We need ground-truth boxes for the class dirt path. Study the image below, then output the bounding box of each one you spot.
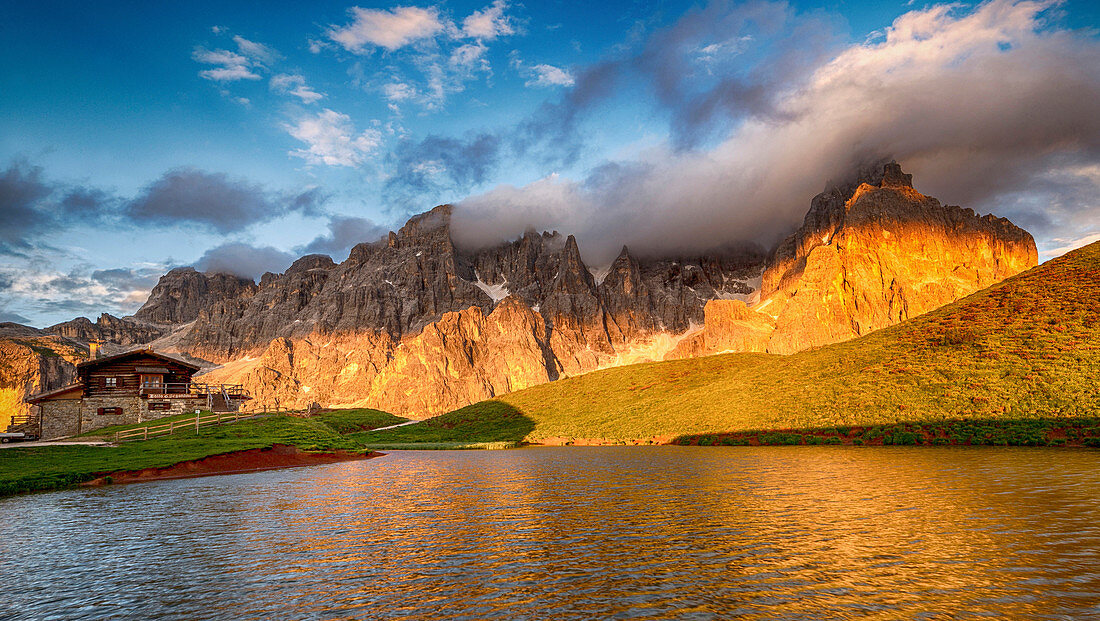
[0,440,113,449]
[370,420,421,432]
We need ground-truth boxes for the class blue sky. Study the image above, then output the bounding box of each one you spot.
[2,0,1100,326]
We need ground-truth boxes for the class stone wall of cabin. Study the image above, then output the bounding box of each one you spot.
[39,400,81,440]
[76,395,205,435]
[79,396,144,432]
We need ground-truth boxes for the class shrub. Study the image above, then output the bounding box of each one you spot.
[720,436,749,446]
[884,431,923,446]
[759,432,803,446]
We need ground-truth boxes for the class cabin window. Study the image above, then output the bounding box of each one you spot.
[148,402,171,411]
[140,374,164,389]
[97,407,123,415]
[103,377,117,388]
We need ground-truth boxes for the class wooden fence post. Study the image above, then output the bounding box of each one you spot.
[144,427,148,440]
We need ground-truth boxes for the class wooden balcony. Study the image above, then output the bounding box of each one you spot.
[138,382,250,399]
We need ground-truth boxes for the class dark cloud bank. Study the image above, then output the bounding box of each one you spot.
[441,0,1100,264]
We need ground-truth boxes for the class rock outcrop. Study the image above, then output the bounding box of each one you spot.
[197,221,764,416]
[135,267,257,325]
[0,332,85,430]
[670,162,1038,358]
[47,313,166,348]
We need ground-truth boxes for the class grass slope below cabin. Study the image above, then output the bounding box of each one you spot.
[359,241,1100,446]
[0,409,404,497]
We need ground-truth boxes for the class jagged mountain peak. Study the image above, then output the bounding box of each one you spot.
[880,161,913,188]
[286,254,336,274]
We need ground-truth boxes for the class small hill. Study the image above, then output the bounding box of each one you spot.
[363,241,1100,443]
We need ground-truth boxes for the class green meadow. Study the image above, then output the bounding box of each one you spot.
[362,241,1100,445]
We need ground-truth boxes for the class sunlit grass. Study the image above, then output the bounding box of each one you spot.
[367,242,1100,444]
[0,409,401,497]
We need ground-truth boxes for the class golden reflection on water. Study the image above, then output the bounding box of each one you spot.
[3,447,1100,619]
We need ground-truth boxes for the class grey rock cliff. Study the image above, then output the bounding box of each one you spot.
[47,313,166,347]
[134,267,257,325]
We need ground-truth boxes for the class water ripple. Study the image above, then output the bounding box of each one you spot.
[2,446,1100,620]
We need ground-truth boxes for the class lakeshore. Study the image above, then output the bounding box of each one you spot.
[3,408,1099,498]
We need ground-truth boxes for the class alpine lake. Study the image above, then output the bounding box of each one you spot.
[2,446,1098,619]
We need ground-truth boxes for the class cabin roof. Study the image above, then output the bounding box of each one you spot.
[25,383,85,404]
[76,349,201,372]
[134,366,171,374]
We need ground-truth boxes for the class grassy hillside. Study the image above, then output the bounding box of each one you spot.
[361,241,1100,444]
[0,409,407,497]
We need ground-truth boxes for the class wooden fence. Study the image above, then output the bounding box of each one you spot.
[113,411,283,443]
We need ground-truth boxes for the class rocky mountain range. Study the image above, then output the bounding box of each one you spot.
[1,162,1038,423]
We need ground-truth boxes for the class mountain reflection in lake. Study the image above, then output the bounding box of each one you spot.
[2,446,1100,619]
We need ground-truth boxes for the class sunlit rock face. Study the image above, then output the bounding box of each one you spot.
[673,162,1038,358]
[205,297,562,418]
[0,326,85,430]
[189,208,764,417]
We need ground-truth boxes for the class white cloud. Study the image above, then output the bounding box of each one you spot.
[284,109,382,167]
[270,73,324,103]
[193,47,261,82]
[193,34,280,83]
[525,63,574,87]
[232,35,281,67]
[328,6,446,52]
[326,2,521,111]
[199,66,261,82]
[462,0,514,40]
[382,82,417,102]
[450,42,489,69]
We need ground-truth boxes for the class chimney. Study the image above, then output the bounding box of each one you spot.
[89,340,101,360]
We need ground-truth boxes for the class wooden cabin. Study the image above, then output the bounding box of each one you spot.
[24,349,250,440]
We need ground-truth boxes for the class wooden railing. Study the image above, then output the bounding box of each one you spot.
[113,411,281,443]
[138,382,250,399]
[4,414,38,437]
[8,414,35,427]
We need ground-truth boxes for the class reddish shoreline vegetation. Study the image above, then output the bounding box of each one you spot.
[81,444,381,486]
[673,418,1100,448]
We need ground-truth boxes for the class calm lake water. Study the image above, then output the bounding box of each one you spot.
[2,447,1099,619]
